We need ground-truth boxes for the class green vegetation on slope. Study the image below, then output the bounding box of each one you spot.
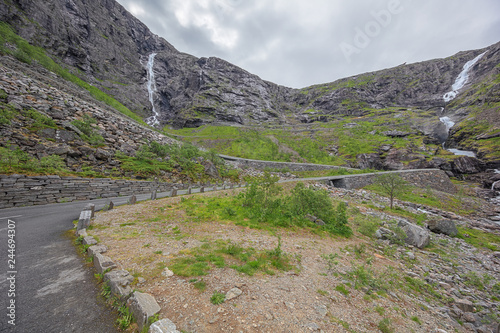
[181,173,352,237]
[0,22,146,126]
[165,108,442,166]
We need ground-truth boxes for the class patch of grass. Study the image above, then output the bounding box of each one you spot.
[378,318,394,333]
[317,289,329,296]
[192,279,207,292]
[169,238,294,278]
[411,315,422,325]
[116,304,134,330]
[210,291,226,305]
[0,101,18,125]
[335,284,350,296]
[456,227,500,251]
[71,114,105,146]
[374,305,385,316]
[0,146,68,174]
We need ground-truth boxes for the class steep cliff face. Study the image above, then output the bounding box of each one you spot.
[0,0,498,156]
[0,0,174,118]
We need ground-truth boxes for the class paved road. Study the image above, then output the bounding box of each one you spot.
[0,186,227,333]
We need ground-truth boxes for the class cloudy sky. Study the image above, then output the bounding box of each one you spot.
[115,0,500,88]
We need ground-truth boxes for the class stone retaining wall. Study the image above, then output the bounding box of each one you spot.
[325,169,456,193]
[220,154,354,172]
[0,174,188,209]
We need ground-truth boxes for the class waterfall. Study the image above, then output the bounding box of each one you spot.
[439,116,476,157]
[493,170,500,191]
[146,53,159,126]
[443,51,487,102]
[439,116,455,133]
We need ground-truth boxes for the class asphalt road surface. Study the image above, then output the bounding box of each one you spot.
[0,187,212,333]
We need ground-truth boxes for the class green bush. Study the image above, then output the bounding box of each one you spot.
[182,175,352,237]
[0,102,17,125]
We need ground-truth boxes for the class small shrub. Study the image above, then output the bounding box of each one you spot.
[210,291,225,305]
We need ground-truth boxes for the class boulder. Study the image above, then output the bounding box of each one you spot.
[397,220,430,249]
[95,148,113,160]
[427,219,458,236]
[127,292,161,332]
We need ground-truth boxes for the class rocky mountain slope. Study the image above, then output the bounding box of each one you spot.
[0,0,499,170]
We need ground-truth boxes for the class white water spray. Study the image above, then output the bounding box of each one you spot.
[443,51,487,102]
[493,170,500,191]
[439,116,476,157]
[146,53,159,126]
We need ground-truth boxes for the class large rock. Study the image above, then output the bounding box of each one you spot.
[127,292,161,332]
[452,156,483,174]
[427,219,458,236]
[397,219,430,249]
[357,153,383,170]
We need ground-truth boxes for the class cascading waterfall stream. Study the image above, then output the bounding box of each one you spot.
[146,53,159,126]
[443,51,487,102]
[439,52,487,157]
[438,116,476,157]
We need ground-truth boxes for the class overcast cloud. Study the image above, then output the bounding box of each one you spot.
[115,0,500,88]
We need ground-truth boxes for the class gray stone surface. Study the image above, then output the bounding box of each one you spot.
[149,318,180,333]
[455,299,474,313]
[397,219,430,249]
[427,219,458,236]
[127,292,161,332]
[225,287,242,301]
[104,270,134,300]
[77,209,92,231]
[82,236,97,246]
[128,195,137,205]
[94,253,117,274]
[88,244,108,257]
[76,228,88,238]
[375,227,396,240]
